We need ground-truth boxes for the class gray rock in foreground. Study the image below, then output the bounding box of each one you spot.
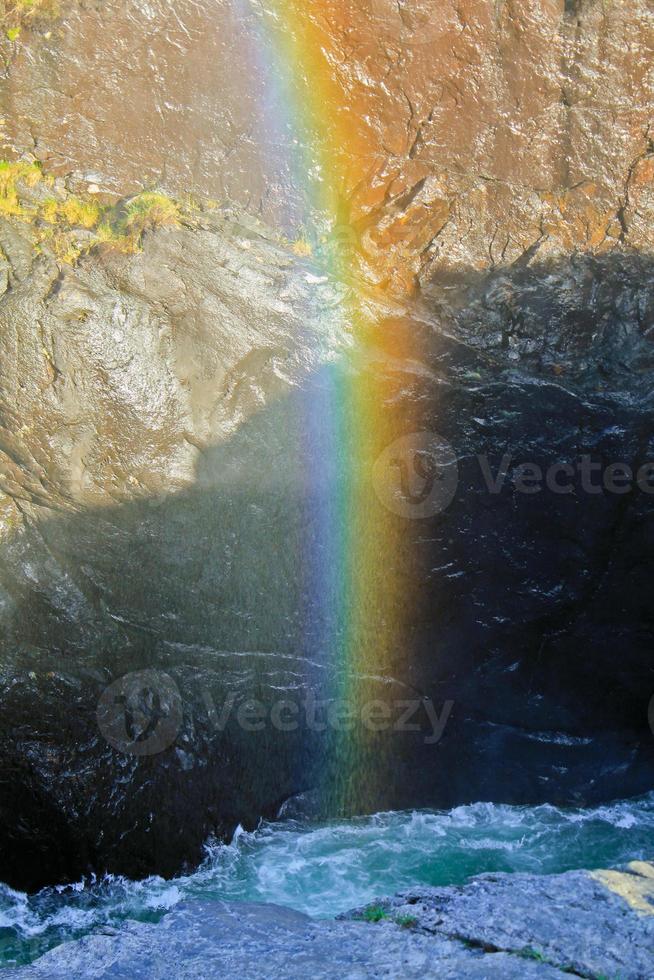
[345,862,654,980]
[11,864,654,979]
[4,903,571,980]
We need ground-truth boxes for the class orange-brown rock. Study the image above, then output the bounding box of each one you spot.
[1,0,652,291]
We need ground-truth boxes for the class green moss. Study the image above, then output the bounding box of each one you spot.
[123,192,180,235]
[518,947,547,963]
[356,905,418,928]
[359,905,389,923]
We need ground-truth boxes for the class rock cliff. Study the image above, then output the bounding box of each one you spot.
[1,0,653,286]
[0,0,652,890]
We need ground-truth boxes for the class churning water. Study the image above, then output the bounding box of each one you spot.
[1,793,653,966]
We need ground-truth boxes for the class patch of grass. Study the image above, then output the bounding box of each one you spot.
[356,905,418,928]
[41,196,103,230]
[359,905,390,923]
[1,0,60,36]
[394,914,418,929]
[0,162,104,265]
[0,160,44,189]
[0,160,44,217]
[123,192,180,237]
[39,227,82,265]
[94,220,140,254]
[88,192,181,255]
[59,196,102,229]
[3,0,59,22]
[0,160,212,266]
[40,197,59,223]
[518,947,547,962]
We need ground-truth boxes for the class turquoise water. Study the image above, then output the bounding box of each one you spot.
[1,793,653,967]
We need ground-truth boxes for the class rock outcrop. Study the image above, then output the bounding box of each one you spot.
[0,0,653,891]
[10,863,654,977]
[0,185,653,888]
[1,1,653,286]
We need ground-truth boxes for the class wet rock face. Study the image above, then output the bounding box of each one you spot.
[0,202,653,889]
[0,0,653,892]
[1,1,653,282]
[0,209,343,889]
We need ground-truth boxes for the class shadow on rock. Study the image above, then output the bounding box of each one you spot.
[1,253,654,890]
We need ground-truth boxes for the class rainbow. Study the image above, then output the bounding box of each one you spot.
[234,0,419,814]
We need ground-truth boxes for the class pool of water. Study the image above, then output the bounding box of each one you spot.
[1,792,653,967]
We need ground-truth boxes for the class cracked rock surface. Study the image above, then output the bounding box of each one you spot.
[1,0,653,288]
[10,864,654,978]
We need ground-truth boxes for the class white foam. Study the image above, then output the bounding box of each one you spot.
[2,792,652,966]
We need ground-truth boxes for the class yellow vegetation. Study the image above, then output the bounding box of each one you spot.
[41,196,103,230]
[0,161,45,216]
[59,197,102,229]
[0,158,193,263]
[2,0,59,24]
[2,0,59,38]
[91,192,182,255]
[122,192,181,237]
[95,221,140,254]
[43,229,82,265]
[292,237,312,257]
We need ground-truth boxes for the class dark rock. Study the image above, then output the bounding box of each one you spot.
[0,207,653,888]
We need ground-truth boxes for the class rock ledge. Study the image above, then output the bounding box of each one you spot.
[11,863,654,978]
